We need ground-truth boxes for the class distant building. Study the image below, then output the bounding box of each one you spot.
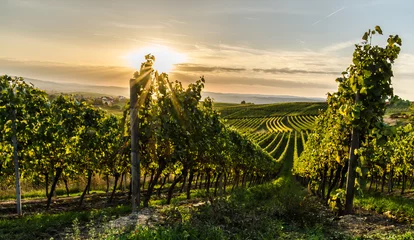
[101,96,114,106]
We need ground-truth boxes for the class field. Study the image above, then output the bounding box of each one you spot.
[0,83,414,239]
[216,102,325,169]
[216,102,327,118]
[0,96,414,239]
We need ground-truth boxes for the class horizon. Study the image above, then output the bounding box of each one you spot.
[22,77,327,104]
[1,0,414,100]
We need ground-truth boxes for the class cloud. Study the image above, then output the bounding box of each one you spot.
[218,77,334,89]
[312,6,346,26]
[190,42,345,68]
[0,58,133,87]
[170,72,335,90]
[305,62,328,67]
[174,64,246,73]
[161,19,187,27]
[297,39,306,44]
[211,6,317,16]
[2,45,411,99]
[167,19,187,25]
[252,67,339,75]
[321,39,359,52]
[0,58,335,92]
[245,17,260,20]
[109,22,165,30]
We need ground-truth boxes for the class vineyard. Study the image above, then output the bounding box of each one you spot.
[217,102,322,174]
[1,26,414,240]
[215,101,327,118]
[0,59,286,239]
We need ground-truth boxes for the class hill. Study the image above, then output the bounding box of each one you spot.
[24,78,129,97]
[204,92,325,104]
[215,102,327,118]
[22,77,325,104]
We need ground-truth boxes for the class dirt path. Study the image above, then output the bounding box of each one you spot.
[336,207,413,238]
[60,207,159,239]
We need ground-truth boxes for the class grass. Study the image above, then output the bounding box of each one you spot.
[212,102,241,110]
[6,165,414,239]
[358,231,414,240]
[0,184,220,239]
[0,187,107,201]
[355,191,414,222]
[148,189,208,206]
[385,105,412,116]
[117,175,347,240]
[0,204,131,240]
[7,180,414,239]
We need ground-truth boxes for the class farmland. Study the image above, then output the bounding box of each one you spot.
[1,26,414,239]
[217,102,325,173]
[1,92,414,239]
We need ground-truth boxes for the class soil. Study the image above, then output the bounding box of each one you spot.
[335,207,413,238]
[383,116,398,125]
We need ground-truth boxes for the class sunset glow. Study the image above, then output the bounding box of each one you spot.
[1,1,413,99]
[123,45,187,73]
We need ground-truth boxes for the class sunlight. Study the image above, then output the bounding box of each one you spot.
[123,45,187,73]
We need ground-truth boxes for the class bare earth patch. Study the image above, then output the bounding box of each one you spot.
[336,207,413,238]
[106,207,158,229]
[383,116,398,125]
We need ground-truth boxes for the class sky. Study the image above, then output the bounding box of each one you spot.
[1,0,414,99]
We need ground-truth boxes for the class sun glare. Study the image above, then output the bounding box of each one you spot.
[123,45,187,73]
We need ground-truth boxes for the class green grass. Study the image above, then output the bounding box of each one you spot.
[355,191,414,222]
[212,102,241,110]
[148,189,208,206]
[0,186,213,240]
[0,188,106,201]
[0,205,131,240]
[118,175,347,240]
[358,231,414,240]
[385,105,412,115]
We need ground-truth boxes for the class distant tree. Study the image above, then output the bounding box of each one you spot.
[389,95,411,108]
[241,100,246,104]
[93,98,102,105]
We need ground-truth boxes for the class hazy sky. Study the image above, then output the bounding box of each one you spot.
[1,0,414,99]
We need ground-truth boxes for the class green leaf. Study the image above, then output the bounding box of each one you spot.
[362,32,369,41]
[356,167,363,177]
[394,35,402,46]
[375,26,383,35]
[363,70,372,78]
[360,87,367,95]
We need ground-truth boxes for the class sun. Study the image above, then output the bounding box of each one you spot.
[123,45,187,73]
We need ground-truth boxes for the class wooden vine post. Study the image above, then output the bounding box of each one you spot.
[130,55,155,212]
